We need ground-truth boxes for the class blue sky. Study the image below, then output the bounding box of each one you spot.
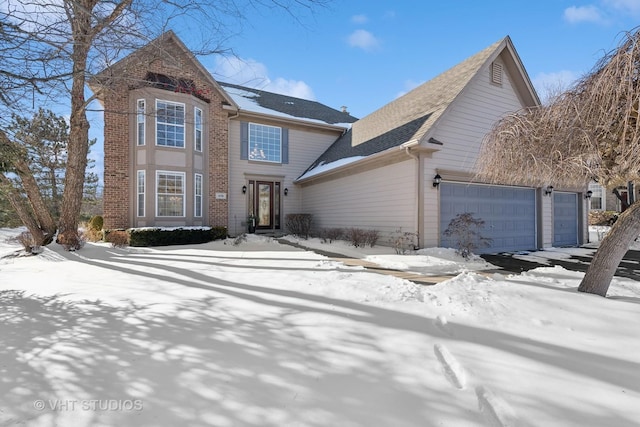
[88,0,640,185]
[193,0,640,117]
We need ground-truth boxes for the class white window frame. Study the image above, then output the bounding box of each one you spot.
[194,173,203,217]
[249,123,282,163]
[156,170,186,217]
[588,182,605,211]
[137,99,145,146]
[137,170,145,217]
[194,107,203,152]
[155,100,185,148]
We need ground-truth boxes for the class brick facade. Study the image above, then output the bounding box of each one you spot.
[98,33,230,230]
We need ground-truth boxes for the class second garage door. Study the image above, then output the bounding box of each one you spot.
[440,182,537,254]
[553,192,578,247]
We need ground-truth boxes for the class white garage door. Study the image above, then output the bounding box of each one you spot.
[553,192,578,247]
[440,182,537,254]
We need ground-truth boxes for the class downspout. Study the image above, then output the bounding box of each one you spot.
[402,140,422,247]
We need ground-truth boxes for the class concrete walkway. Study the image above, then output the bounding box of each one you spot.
[276,239,456,285]
[330,257,456,285]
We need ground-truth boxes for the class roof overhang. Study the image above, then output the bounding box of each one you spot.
[295,141,439,186]
[229,108,352,133]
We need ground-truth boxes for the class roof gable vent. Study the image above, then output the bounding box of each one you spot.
[491,62,503,85]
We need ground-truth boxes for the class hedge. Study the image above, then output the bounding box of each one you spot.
[128,227,227,247]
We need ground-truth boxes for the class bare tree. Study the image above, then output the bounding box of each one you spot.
[0,0,329,249]
[477,27,640,297]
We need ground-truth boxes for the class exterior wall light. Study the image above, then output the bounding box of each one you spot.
[545,185,554,196]
[242,185,247,194]
[433,174,442,188]
[585,190,593,199]
[284,188,289,196]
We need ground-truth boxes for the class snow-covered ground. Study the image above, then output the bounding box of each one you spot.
[1,228,639,427]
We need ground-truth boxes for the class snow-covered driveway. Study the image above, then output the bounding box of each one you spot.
[1,232,639,426]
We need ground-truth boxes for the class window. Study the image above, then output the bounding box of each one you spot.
[194,173,203,217]
[194,107,203,152]
[588,182,605,210]
[137,170,145,217]
[249,123,282,163]
[156,100,185,147]
[137,99,145,146]
[156,171,185,216]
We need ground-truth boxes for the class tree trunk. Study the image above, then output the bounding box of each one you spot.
[57,12,91,249]
[14,158,57,238]
[0,175,48,247]
[578,200,640,296]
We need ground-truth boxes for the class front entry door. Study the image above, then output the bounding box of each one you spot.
[248,180,281,231]
[256,182,273,229]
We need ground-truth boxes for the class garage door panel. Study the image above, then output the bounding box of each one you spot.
[553,192,578,247]
[440,183,537,254]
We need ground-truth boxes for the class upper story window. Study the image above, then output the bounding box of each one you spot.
[137,99,145,146]
[249,123,282,163]
[194,107,203,152]
[156,100,185,148]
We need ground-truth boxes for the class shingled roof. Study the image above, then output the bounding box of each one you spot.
[219,82,359,127]
[299,36,536,181]
[299,113,433,179]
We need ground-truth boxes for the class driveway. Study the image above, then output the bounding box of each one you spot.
[481,248,640,281]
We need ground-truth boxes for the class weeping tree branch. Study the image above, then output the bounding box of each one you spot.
[477,26,640,296]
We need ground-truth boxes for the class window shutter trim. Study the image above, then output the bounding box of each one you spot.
[240,121,248,160]
[282,128,289,164]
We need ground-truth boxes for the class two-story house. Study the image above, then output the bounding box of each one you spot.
[92,31,588,254]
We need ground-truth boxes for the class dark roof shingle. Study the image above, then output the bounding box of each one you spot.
[219,82,359,125]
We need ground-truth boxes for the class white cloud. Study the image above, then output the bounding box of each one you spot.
[347,29,380,51]
[604,0,640,15]
[351,14,368,24]
[532,70,580,104]
[212,56,315,100]
[563,5,604,23]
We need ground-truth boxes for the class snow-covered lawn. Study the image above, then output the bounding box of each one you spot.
[1,229,639,427]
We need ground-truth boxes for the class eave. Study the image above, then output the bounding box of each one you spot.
[295,140,440,186]
[227,107,352,133]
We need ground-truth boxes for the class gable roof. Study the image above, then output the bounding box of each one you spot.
[219,82,358,127]
[298,36,540,181]
[89,31,237,108]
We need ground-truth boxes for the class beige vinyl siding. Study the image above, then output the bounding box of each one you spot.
[429,57,524,172]
[541,192,553,248]
[301,160,417,243]
[228,119,342,236]
[424,56,534,246]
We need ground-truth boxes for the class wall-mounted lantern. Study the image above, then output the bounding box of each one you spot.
[545,185,554,196]
[284,188,289,196]
[433,174,442,188]
[242,185,247,194]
